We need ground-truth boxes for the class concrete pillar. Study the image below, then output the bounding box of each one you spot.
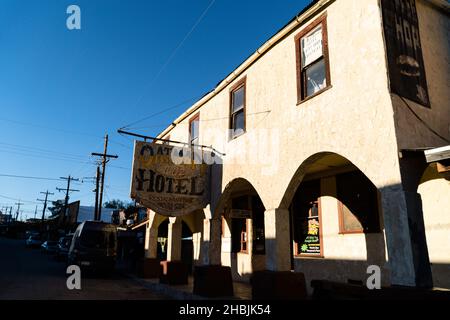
[201,218,222,265]
[144,224,158,259]
[209,218,222,265]
[192,232,202,263]
[380,152,433,288]
[167,219,182,261]
[264,208,291,271]
[144,211,158,259]
[381,187,433,287]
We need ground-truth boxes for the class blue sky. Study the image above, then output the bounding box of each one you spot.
[0,0,310,220]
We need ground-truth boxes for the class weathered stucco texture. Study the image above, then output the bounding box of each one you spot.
[148,0,449,288]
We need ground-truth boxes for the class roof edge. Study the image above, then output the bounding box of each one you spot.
[156,0,334,139]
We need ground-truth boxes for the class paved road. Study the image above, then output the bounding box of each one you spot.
[0,237,168,300]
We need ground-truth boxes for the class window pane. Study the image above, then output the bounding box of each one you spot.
[341,203,363,231]
[292,179,321,256]
[336,171,380,233]
[233,110,245,136]
[301,25,323,67]
[305,58,326,97]
[232,86,244,112]
[190,119,199,140]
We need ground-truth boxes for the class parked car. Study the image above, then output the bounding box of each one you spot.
[68,221,117,273]
[26,234,42,248]
[55,235,73,261]
[41,240,58,254]
[25,230,39,238]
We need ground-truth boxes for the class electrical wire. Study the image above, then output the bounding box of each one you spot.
[0,148,94,165]
[0,116,103,139]
[0,194,39,204]
[0,174,61,181]
[126,0,216,115]
[400,96,450,144]
[120,94,205,130]
[0,141,88,160]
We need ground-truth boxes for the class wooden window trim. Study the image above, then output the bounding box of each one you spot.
[239,218,249,254]
[221,215,226,237]
[337,201,365,235]
[294,198,324,258]
[336,172,382,235]
[229,76,247,140]
[189,113,200,146]
[295,13,331,105]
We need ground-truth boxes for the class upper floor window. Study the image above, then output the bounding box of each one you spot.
[189,114,199,147]
[189,114,200,162]
[229,77,246,139]
[295,13,331,103]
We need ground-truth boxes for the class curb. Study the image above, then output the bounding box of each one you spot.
[122,271,243,300]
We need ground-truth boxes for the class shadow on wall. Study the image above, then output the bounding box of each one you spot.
[431,264,450,289]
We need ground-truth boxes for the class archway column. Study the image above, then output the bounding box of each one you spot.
[144,210,158,259]
[201,218,222,265]
[167,217,182,261]
[264,208,291,271]
[381,153,433,288]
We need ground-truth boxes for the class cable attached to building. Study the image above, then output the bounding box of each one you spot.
[399,96,450,144]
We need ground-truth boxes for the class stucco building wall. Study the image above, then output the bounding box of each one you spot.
[418,165,450,288]
[392,0,450,149]
[144,0,450,289]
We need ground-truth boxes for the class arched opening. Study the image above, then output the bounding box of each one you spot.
[215,178,266,282]
[418,163,450,289]
[157,219,169,260]
[156,216,195,273]
[280,152,387,290]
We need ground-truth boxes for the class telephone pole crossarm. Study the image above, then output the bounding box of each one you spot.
[91,134,118,221]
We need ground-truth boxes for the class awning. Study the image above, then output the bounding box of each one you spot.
[401,146,450,174]
[424,145,450,163]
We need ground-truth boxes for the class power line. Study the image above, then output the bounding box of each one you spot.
[123,0,216,122]
[127,110,272,130]
[0,141,88,160]
[0,148,94,165]
[0,116,102,140]
[120,94,205,130]
[147,0,216,88]
[0,194,39,204]
[399,96,450,144]
[0,173,61,181]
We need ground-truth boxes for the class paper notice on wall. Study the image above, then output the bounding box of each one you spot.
[301,26,323,67]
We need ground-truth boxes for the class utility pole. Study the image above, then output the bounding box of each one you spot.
[37,190,54,229]
[92,134,118,221]
[82,170,99,221]
[14,200,24,222]
[57,175,80,223]
[94,165,100,220]
[34,205,37,220]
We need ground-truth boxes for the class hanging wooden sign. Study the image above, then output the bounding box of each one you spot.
[130,141,210,217]
[381,0,430,107]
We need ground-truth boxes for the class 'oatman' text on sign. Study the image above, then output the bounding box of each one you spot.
[130,141,210,216]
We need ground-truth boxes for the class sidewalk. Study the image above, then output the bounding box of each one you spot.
[117,261,252,300]
[124,273,252,300]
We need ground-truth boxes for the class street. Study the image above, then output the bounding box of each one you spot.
[0,237,168,300]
